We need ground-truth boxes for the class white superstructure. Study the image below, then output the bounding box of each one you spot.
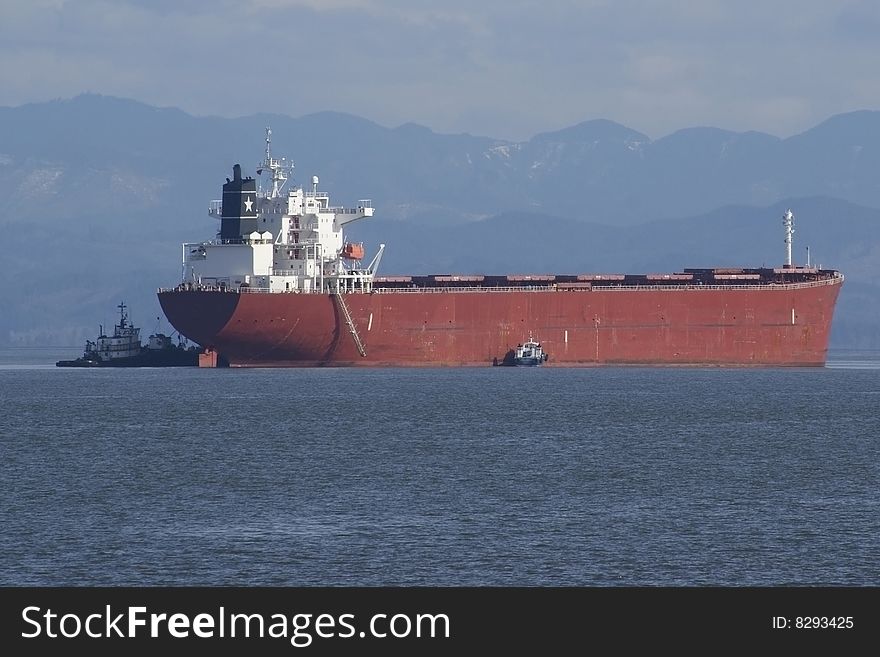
[182,127,383,294]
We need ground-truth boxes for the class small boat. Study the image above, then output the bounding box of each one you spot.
[56,302,200,367]
[514,337,548,366]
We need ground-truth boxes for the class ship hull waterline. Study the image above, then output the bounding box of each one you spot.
[158,279,842,367]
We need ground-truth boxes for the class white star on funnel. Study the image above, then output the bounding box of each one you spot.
[244,196,254,212]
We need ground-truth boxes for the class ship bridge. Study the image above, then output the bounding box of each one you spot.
[183,128,380,295]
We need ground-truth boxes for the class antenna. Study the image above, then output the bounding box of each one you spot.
[265,126,272,164]
[258,125,292,198]
[782,209,794,267]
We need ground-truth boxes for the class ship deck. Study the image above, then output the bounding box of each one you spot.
[372,267,841,290]
[160,268,843,296]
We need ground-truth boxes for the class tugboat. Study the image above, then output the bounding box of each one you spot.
[56,302,199,367]
[513,337,548,367]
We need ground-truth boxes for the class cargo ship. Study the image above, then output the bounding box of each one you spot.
[158,128,843,367]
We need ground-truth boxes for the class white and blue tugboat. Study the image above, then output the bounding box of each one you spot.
[513,337,548,366]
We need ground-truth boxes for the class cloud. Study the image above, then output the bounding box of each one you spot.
[0,0,878,141]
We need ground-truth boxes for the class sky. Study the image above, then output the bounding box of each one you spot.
[2,0,880,141]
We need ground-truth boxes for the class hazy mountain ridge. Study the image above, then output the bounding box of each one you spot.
[1,95,878,348]
[2,94,880,225]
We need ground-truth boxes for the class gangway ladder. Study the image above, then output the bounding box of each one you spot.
[334,292,367,357]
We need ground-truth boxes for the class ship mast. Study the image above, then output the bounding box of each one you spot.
[782,209,794,267]
[258,126,291,199]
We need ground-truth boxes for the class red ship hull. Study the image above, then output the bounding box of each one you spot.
[158,277,842,367]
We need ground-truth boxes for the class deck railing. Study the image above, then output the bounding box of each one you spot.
[159,274,843,295]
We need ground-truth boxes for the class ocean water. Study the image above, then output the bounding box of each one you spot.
[1,348,878,586]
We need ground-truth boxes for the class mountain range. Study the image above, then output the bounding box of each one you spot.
[0,94,877,349]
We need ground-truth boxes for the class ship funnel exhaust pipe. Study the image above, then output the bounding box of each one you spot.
[783,209,794,267]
